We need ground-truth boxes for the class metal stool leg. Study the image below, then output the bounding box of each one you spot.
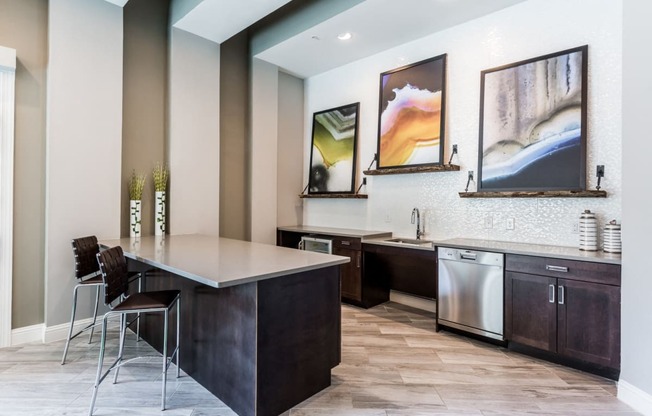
[161,309,169,411]
[88,285,100,344]
[136,274,142,341]
[89,314,109,416]
[176,298,180,378]
[61,284,81,365]
[113,314,127,384]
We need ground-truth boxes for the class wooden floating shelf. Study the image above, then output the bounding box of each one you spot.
[364,164,460,176]
[299,193,368,199]
[459,190,608,198]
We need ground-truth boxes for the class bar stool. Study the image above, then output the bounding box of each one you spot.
[61,236,142,365]
[89,246,180,416]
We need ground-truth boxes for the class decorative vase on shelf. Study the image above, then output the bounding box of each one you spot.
[130,199,142,237]
[155,191,166,236]
[153,162,169,236]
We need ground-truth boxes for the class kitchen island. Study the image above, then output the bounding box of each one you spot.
[99,234,349,416]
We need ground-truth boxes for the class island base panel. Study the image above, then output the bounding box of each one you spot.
[138,265,341,416]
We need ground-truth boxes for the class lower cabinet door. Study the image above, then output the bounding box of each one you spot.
[557,278,620,369]
[333,246,361,302]
[505,271,557,352]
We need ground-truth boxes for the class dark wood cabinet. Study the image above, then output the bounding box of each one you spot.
[505,254,621,377]
[557,278,620,369]
[332,245,361,302]
[277,229,387,308]
[363,243,436,300]
[505,272,556,352]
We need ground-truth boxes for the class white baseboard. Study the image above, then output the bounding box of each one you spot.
[618,379,652,416]
[11,324,44,346]
[389,290,437,313]
[43,317,95,343]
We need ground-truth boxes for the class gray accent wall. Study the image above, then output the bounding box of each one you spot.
[122,0,170,237]
[276,72,304,227]
[46,0,124,327]
[167,28,220,236]
[219,32,250,241]
[621,0,652,401]
[0,0,48,329]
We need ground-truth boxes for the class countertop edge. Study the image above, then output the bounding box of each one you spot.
[434,240,621,265]
[281,228,621,265]
[362,238,436,251]
[278,225,392,239]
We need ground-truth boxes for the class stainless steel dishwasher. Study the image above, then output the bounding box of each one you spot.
[437,247,504,340]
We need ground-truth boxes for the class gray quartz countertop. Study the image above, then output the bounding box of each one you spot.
[278,225,391,239]
[434,238,621,265]
[99,234,350,289]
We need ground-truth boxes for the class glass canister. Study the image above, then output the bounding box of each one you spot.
[603,220,622,253]
[579,209,598,251]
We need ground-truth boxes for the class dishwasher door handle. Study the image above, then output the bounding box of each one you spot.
[548,284,556,303]
[460,252,477,261]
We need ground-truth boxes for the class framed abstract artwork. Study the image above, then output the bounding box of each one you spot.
[376,54,447,169]
[478,45,588,192]
[308,102,359,194]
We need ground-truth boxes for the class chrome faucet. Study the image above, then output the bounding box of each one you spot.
[411,208,423,240]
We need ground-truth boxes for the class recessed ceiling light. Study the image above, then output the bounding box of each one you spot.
[337,32,352,41]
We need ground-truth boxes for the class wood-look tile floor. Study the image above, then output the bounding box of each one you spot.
[0,302,637,415]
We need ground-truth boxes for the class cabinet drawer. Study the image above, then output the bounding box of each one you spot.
[505,254,621,286]
[331,236,361,251]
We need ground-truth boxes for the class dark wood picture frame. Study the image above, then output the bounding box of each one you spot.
[376,54,447,169]
[477,45,588,192]
[308,102,360,194]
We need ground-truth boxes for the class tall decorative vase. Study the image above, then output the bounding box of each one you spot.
[130,200,142,237]
[579,209,598,251]
[155,191,166,236]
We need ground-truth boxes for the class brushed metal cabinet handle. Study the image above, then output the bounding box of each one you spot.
[341,241,351,246]
[549,284,555,303]
[558,285,565,305]
[356,253,361,268]
[546,265,568,273]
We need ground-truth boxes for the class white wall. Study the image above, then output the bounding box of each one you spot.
[168,28,220,236]
[46,0,124,327]
[620,0,652,413]
[250,58,279,244]
[303,0,622,247]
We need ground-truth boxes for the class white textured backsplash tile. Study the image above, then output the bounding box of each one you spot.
[302,0,622,248]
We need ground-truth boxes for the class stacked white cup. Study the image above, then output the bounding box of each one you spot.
[603,220,622,253]
[579,209,598,251]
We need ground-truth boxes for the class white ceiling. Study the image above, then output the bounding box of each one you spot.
[174,0,293,44]
[255,0,528,78]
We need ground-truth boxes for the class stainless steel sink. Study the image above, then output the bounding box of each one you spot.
[384,238,433,246]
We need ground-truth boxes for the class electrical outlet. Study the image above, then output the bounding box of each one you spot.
[384,211,392,223]
[452,144,458,154]
[484,215,493,229]
[572,222,579,234]
[506,218,515,230]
